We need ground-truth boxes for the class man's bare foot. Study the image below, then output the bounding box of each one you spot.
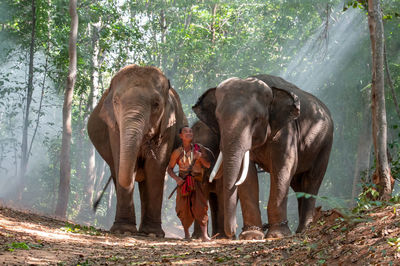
[201,235,211,242]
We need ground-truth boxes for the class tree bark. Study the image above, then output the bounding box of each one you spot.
[17,0,36,201]
[210,4,218,44]
[352,93,373,200]
[55,0,78,217]
[86,22,100,207]
[78,22,100,220]
[367,0,392,200]
[159,10,167,70]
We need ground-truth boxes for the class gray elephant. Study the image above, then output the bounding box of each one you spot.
[191,120,264,240]
[87,65,187,236]
[193,74,333,239]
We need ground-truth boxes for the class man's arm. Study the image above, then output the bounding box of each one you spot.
[194,147,211,169]
[167,150,184,185]
[198,156,211,169]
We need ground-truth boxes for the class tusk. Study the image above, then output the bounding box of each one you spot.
[209,152,223,182]
[235,150,249,186]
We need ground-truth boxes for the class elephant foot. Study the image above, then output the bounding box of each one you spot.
[295,219,313,234]
[264,221,291,239]
[110,222,137,235]
[138,222,165,238]
[239,226,264,240]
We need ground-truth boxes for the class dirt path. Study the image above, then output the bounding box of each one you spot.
[1,204,399,265]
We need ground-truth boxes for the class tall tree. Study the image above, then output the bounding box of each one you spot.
[352,86,373,199]
[77,21,100,220]
[17,0,36,201]
[367,0,392,199]
[55,0,78,217]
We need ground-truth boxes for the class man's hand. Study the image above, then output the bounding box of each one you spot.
[194,150,202,160]
[176,177,185,186]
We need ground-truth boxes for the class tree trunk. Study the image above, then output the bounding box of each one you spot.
[367,0,392,200]
[86,22,99,206]
[210,4,218,44]
[78,22,100,220]
[352,96,373,200]
[159,10,167,69]
[17,0,36,201]
[55,0,78,217]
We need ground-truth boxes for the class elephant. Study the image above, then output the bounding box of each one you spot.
[193,74,334,239]
[87,65,187,237]
[190,120,264,240]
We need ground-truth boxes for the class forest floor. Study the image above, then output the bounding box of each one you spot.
[0,202,400,265]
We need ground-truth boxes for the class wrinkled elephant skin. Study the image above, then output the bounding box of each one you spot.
[191,121,263,240]
[87,65,187,237]
[193,74,333,239]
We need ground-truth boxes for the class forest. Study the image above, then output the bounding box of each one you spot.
[0,0,400,264]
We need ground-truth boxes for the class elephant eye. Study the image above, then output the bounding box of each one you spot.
[152,99,160,110]
[253,117,259,125]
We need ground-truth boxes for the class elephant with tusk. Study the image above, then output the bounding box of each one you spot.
[191,120,264,240]
[193,74,333,239]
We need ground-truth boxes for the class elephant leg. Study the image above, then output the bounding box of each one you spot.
[290,173,306,228]
[266,151,297,239]
[296,145,331,233]
[209,192,218,237]
[138,158,166,237]
[238,162,263,240]
[111,182,137,234]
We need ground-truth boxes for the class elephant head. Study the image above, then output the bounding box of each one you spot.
[193,76,300,237]
[99,65,174,189]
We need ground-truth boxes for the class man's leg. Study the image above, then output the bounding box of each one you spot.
[176,186,194,239]
[193,182,211,241]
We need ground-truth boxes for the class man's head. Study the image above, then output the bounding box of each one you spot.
[179,126,193,142]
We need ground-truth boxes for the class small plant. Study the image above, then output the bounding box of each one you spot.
[109,255,125,261]
[295,192,372,227]
[76,259,91,266]
[61,222,101,236]
[7,242,30,252]
[387,237,400,252]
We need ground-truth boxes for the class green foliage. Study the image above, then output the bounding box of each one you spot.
[7,242,31,251]
[60,222,101,235]
[387,237,400,252]
[296,192,352,218]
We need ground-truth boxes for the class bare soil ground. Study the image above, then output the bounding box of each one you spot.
[1,203,400,265]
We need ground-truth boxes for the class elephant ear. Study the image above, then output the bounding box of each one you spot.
[269,87,300,137]
[99,87,117,131]
[192,88,219,135]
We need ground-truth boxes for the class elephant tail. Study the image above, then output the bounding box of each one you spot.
[92,175,113,211]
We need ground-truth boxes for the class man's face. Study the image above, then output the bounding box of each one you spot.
[180,127,193,142]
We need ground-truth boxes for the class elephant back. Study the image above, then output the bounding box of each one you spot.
[252,74,332,119]
[251,74,301,93]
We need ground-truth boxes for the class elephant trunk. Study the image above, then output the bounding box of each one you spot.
[222,143,249,238]
[118,110,148,189]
